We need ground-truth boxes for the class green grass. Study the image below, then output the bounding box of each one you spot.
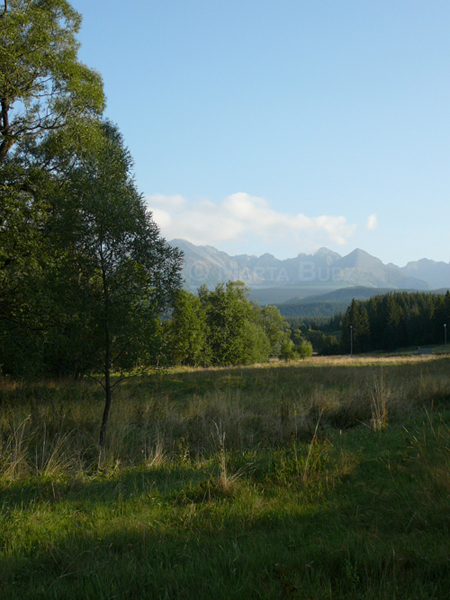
[1,356,450,598]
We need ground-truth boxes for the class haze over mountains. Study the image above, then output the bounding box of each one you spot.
[171,239,450,306]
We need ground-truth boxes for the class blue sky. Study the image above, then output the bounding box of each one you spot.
[71,0,450,266]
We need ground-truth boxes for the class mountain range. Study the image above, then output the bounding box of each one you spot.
[170,239,450,307]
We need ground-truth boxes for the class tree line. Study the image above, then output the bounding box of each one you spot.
[341,291,450,353]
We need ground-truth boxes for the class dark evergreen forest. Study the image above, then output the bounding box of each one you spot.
[341,291,450,354]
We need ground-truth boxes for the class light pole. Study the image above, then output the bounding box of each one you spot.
[444,323,447,348]
[350,325,353,358]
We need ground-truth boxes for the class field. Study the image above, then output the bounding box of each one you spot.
[1,355,450,599]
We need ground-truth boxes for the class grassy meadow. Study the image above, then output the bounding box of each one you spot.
[1,354,450,598]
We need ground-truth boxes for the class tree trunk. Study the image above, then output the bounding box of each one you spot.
[99,261,112,447]
[99,363,112,447]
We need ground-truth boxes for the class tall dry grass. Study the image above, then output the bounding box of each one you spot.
[0,355,449,479]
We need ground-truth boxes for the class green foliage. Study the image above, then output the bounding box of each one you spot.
[240,319,272,364]
[278,338,298,361]
[167,290,207,366]
[286,314,343,331]
[297,338,313,359]
[0,0,107,376]
[166,283,290,367]
[254,304,290,356]
[285,324,338,357]
[199,281,252,365]
[0,158,57,376]
[319,333,341,355]
[0,0,105,162]
[279,300,349,318]
[195,282,290,366]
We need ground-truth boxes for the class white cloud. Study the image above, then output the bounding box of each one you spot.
[366,214,378,230]
[146,192,357,250]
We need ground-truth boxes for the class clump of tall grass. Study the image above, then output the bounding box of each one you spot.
[0,416,87,480]
[0,415,31,479]
[369,369,389,431]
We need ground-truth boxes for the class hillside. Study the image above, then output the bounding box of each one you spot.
[277,286,450,319]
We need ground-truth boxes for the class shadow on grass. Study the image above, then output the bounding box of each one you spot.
[2,420,450,599]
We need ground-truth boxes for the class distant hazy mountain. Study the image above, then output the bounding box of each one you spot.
[170,240,431,300]
[170,239,265,289]
[389,258,450,290]
[329,249,428,289]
